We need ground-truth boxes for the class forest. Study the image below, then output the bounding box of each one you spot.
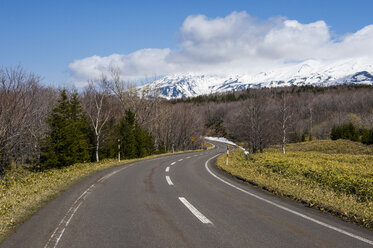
[1,65,373,177]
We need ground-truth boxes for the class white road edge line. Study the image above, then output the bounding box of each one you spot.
[166,176,174,185]
[165,166,170,172]
[54,201,83,247]
[45,163,138,248]
[205,142,216,149]
[44,192,87,248]
[205,154,373,246]
[179,197,212,224]
[97,171,118,183]
[171,162,176,165]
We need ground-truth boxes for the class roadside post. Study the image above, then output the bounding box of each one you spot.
[190,137,195,150]
[118,139,121,162]
[226,144,229,165]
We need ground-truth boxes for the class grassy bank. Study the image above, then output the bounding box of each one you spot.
[217,140,373,228]
[0,150,197,242]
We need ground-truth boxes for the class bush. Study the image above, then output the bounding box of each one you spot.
[330,123,360,142]
[362,129,373,145]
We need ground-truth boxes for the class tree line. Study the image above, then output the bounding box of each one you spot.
[1,65,373,177]
[204,85,373,154]
[0,66,203,177]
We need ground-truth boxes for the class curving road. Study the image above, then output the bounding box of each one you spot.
[2,142,373,247]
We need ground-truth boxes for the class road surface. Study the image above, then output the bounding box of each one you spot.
[2,142,373,247]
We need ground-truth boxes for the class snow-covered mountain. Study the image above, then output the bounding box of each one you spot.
[141,58,373,99]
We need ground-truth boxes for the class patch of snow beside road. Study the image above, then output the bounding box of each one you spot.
[204,137,249,155]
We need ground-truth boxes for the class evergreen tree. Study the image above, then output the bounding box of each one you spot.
[134,123,155,157]
[42,90,91,168]
[143,129,155,155]
[118,109,155,159]
[118,110,137,159]
[134,123,146,157]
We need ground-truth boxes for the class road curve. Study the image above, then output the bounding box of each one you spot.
[1,142,373,248]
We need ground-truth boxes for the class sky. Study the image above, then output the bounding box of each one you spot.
[1,0,373,87]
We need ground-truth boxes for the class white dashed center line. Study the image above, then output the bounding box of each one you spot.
[166,176,174,185]
[171,162,176,165]
[178,159,183,161]
[179,197,212,224]
[165,166,170,172]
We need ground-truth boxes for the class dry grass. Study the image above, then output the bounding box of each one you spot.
[266,139,373,155]
[217,140,373,228]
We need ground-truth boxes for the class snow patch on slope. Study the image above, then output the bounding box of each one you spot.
[141,58,373,99]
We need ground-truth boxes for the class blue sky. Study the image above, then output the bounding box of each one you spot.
[1,0,373,87]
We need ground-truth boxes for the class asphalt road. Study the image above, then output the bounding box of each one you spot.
[2,142,373,248]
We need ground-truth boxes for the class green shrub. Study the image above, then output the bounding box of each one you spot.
[330,123,360,142]
[362,129,373,145]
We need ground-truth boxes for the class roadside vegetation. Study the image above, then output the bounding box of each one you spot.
[0,159,122,241]
[217,139,373,228]
[0,148,200,242]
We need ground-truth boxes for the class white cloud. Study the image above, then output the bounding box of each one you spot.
[68,11,373,87]
[68,49,173,87]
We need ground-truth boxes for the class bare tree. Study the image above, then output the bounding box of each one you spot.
[17,86,56,167]
[230,90,273,153]
[168,104,203,150]
[82,81,112,162]
[278,91,294,154]
[146,101,173,151]
[101,67,168,150]
[0,66,43,176]
[102,68,158,116]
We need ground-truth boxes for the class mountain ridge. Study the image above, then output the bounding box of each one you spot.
[140,58,373,99]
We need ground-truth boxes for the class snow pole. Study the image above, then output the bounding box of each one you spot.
[226,144,229,165]
[118,139,121,162]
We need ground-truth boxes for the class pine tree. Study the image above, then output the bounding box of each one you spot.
[118,110,136,159]
[118,109,155,159]
[42,90,91,168]
[134,122,146,157]
[143,129,155,155]
[67,92,91,163]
